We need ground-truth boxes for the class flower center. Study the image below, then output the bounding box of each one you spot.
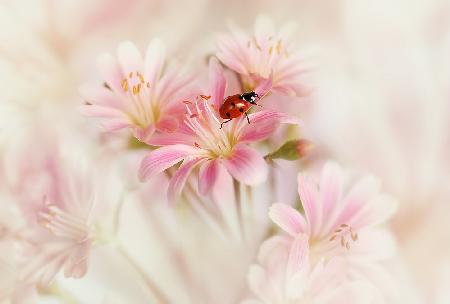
[120,71,156,128]
[328,224,358,250]
[184,97,237,158]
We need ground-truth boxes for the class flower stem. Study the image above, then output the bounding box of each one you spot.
[117,245,169,304]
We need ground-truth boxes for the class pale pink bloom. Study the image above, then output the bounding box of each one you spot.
[81,39,193,144]
[139,57,299,199]
[269,162,397,261]
[244,235,374,304]
[19,160,98,286]
[216,15,311,97]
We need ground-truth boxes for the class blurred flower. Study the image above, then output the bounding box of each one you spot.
[244,234,374,304]
[216,15,311,97]
[139,58,299,199]
[269,162,397,261]
[81,39,193,144]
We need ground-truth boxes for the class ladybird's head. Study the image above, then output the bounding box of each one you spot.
[240,91,259,104]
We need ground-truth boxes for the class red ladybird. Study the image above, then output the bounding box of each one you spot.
[219,91,260,129]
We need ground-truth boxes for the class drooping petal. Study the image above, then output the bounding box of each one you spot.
[144,38,165,87]
[269,203,306,236]
[138,145,200,181]
[223,145,268,185]
[297,173,320,235]
[117,40,143,75]
[198,159,220,195]
[168,157,205,203]
[239,110,301,143]
[209,57,227,110]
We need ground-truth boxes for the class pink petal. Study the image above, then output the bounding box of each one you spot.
[144,38,165,87]
[286,234,309,279]
[350,194,398,229]
[254,73,273,98]
[139,145,200,181]
[132,124,155,144]
[269,203,306,236]
[148,132,195,146]
[168,157,205,202]
[97,53,125,97]
[208,57,227,109]
[318,162,343,235]
[117,41,143,75]
[297,173,320,235]
[239,110,301,143]
[223,145,268,185]
[79,84,123,109]
[198,159,220,195]
[79,104,125,118]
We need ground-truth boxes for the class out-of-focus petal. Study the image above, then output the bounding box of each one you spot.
[132,124,155,144]
[286,234,309,279]
[139,145,200,181]
[269,203,306,236]
[223,145,268,185]
[117,40,143,74]
[144,38,165,89]
[297,173,320,235]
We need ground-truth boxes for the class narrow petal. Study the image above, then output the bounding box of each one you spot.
[198,159,220,195]
[209,57,227,110]
[223,145,268,185]
[168,158,204,203]
[117,41,143,75]
[139,145,200,181]
[269,203,306,236]
[239,110,301,143]
[318,162,343,235]
[297,173,320,235]
[144,38,165,88]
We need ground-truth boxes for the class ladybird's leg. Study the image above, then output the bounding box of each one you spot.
[245,112,250,124]
[220,119,232,129]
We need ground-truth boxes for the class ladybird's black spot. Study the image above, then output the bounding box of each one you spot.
[226,112,231,117]
[230,102,235,107]
[239,108,244,112]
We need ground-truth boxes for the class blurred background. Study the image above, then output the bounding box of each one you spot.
[1,0,449,303]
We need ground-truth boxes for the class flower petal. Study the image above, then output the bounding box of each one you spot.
[139,145,200,181]
[297,173,320,235]
[144,38,165,88]
[254,73,273,98]
[286,234,309,279]
[132,124,155,144]
[223,145,268,185]
[209,57,227,110]
[117,40,143,75]
[269,203,306,236]
[198,159,220,195]
[239,110,301,143]
[168,157,204,203]
[97,53,125,96]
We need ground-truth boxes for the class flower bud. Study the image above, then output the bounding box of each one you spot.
[265,139,313,161]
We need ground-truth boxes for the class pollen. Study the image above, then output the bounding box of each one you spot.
[121,71,150,94]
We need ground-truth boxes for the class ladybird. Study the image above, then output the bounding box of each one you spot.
[219,91,260,129]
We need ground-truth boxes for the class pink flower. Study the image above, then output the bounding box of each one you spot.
[245,235,374,304]
[20,160,99,286]
[139,57,300,200]
[269,162,397,261]
[81,39,193,144]
[216,15,311,97]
